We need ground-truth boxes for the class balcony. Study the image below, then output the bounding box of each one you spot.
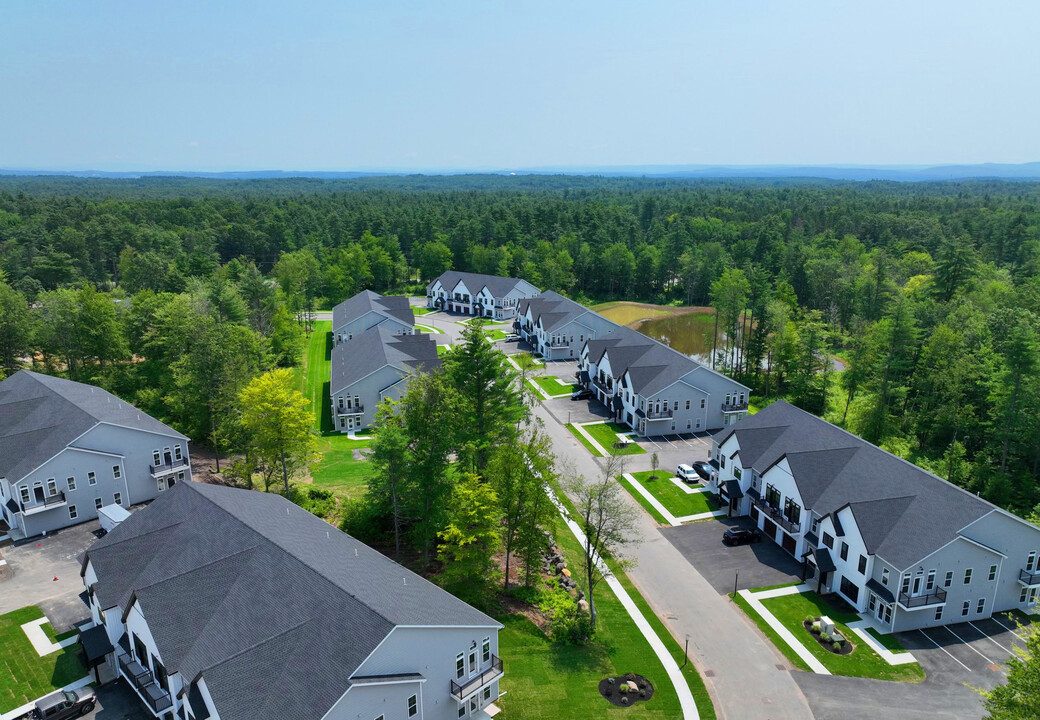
[722,402,749,413]
[150,457,188,476]
[1019,568,1040,586]
[450,655,503,701]
[592,377,614,395]
[898,587,948,609]
[22,491,67,515]
[337,405,364,416]
[645,408,673,420]
[752,497,800,533]
[118,653,173,714]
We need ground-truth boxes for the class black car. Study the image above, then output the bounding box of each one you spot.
[570,388,592,401]
[691,461,712,481]
[32,688,96,719]
[722,527,762,546]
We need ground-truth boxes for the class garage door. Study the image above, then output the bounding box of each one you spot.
[781,532,797,555]
[761,517,777,542]
[750,505,759,523]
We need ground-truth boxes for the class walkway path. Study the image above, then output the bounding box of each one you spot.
[737,585,831,674]
[531,400,816,720]
[21,617,79,656]
[545,486,699,720]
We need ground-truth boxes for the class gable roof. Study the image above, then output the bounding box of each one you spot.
[330,326,441,393]
[518,291,608,333]
[716,401,999,569]
[429,271,538,299]
[331,290,414,331]
[0,370,186,483]
[84,481,498,720]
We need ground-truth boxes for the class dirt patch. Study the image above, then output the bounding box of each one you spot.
[499,594,552,635]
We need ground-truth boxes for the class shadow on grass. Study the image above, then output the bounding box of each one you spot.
[320,380,334,434]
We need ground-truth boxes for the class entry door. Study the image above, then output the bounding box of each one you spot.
[912,576,922,595]
[469,650,477,677]
[34,486,45,502]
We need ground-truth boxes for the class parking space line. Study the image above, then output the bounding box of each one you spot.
[968,621,1014,655]
[917,629,973,672]
[989,613,1026,640]
[943,625,995,664]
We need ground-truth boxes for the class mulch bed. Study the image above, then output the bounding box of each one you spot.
[803,620,854,655]
[598,673,654,707]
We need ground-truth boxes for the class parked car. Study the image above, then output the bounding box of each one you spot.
[691,461,713,481]
[504,334,520,342]
[722,527,762,546]
[676,464,698,483]
[32,688,96,719]
[570,388,592,401]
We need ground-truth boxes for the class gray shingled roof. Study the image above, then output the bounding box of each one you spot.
[331,290,414,331]
[84,481,498,720]
[0,371,186,483]
[330,326,441,394]
[518,291,605,333]
[429,271,537,298]
[716,401,997,569]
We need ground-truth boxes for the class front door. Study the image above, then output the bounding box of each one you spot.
[469,650,477,677]
[912,576,922,595]
[34,486,45,503]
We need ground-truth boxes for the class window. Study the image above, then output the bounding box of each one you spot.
[47,479,57,495]
[69,505,78,520]
[977,598,986,614]
[839,576,859,603]
[961,601,970,617]
[67,476,76,492]
[935,605,943,621]
[964,568,972,584]
[901,574,911,595]
[408,695,417,717]
[858,556,867,574]
[811,516,820,534]
[94,497,103,510]
[482,637,490,663]
[112,465,121,479]
[483,686,492,701]
[114,492,122,506]
[158,478,166,492]
[700,398,705,408]
[1022,587,1029,603]
[88,472,96,486]
[840,542,849,561]
[458,704,466,718]
[1029,552,1037,572]
[686,400,691,410]
[944,571,953,588]
[338,397,344,410]
[174,445,182,461]
[822,532,834,549]
[882,568,889,586]
[673,401,679,411]
[456,654,465,679]
[926,570,935,591]
[153,450,161,466]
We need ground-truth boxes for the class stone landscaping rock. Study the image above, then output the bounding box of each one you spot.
[598,673,655,708]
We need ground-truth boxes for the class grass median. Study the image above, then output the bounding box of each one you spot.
[626,471,715,517]
[0,607,87,713]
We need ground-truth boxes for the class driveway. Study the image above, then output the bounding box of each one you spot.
[0,521,100,630]
[78,680,154,720]
[662,516,805,595]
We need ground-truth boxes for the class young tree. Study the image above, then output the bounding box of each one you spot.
[443,325,526,474]
[980,624,1040,720]
[568,453,637,628]
[437,473,502,607]
[487,427,556,589]
[238,368,318,496]
[650,452,660,480]
[368,399,411,558]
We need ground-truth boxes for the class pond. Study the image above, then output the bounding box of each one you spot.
[593,302,728,365]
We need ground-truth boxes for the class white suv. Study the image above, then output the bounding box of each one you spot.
[676,464,697,483]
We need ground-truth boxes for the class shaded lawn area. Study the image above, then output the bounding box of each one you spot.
[533,375,577,397]
[757,591,924,682]
[310,433,375,499]
[297,321,333,433]
[626,471,715,517]
[497,510,715,720]
[582,422,646,456]
[0,607,87,713]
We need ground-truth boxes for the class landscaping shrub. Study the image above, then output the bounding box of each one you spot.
[538,582,594,645]
[290,484,338,520]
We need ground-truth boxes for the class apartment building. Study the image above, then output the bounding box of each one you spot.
[426,271,540,320]
[81,481,503,720]
[578,326,751,436]
[332,290,414,345]
[0,371,191,540]
[515,291,618,361]
[709,400,1040,632]
[330,326,441,432]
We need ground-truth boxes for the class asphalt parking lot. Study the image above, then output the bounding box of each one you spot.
[0,520,100,629]
[661,515,805,595]
[68,681,152,720]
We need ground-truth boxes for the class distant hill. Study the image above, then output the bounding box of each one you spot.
[1,162,1038,182]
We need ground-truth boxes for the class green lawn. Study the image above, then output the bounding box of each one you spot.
[755,591,924,682]
[485,329,509,341]
[459,316,501,327]
[298,321,333,433]
[624,471,716,517]
[310,433,375,498]
[415,323,445,334]
[532,375,577,397]
[436,344,451,356]
[0,607,87,713]
[731,592,812,672]
[412,306,438,316]
[578,422,646,456]
[497,509,716,720]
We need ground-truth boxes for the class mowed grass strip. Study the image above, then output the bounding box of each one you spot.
[566,424,603,456]
[0,607,87,713]
[757,591,924,682]
[627,471,715,517]
[533,376,577,397]
[497,510,715,720]
[582,422,646,456]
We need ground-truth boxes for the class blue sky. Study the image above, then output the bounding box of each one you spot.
[2,0,1038,171]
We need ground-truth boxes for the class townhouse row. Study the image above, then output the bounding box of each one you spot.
[709,401,1040,632]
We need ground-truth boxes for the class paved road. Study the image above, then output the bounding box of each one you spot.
[529,395,816,720]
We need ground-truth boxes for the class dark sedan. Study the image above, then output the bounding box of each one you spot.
[691,461,712,481]
[722,527,762,546]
